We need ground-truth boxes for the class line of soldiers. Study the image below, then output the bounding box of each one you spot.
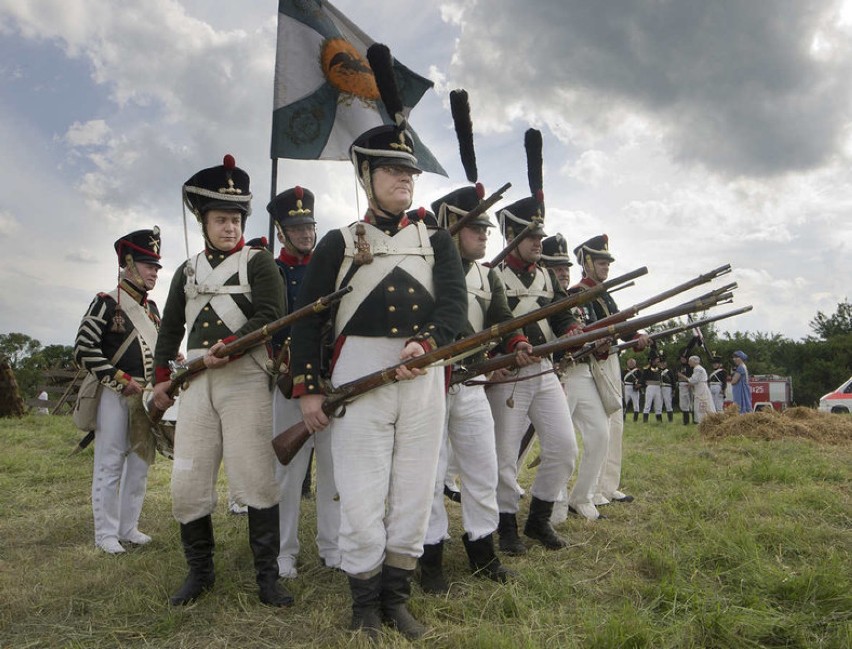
[73,112,658,640]
[622,348,728,424]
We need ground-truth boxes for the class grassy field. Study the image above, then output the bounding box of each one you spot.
[0,412,849,648]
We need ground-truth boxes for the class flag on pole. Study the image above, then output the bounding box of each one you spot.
[271,0,446,175]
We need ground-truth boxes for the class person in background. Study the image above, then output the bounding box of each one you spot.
[730,350,753,414]
[74,227,162,554]
[640,351,663,423]
[659,357,676,423]
[676,350,694,425]
[680,355,716,423]
[708,355,728,412]
[622,357,641,421]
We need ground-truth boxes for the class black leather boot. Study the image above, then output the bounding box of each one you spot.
[682,411,690,425]
[496,512,527,555]
[462,533,515,583]
[667,411,673,422]
[380,565,427,640]
[418,542,448,594]
[348,573,383,639]
[642,413,649,423]
[656,414,663,423]
[170,515,215,605]
[523,497,568,550]
[248,505,294,607]
[633,410,639,422]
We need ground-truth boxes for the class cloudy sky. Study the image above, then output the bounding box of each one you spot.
[1,0,850,348]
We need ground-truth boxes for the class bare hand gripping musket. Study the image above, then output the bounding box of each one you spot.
[453,290,736,386]
[147,286,352,423]
[447,182,512,236]
[271,266,649,465]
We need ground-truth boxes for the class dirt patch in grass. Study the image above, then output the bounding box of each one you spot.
[699,407,852,445]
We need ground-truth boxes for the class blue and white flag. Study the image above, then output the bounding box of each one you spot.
[271,0,446,175]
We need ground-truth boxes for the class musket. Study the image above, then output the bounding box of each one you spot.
[447,182,512,236]
[608,281,635,294]
[486,215,544,267]
[453,290,735,386]
[569,305,753,365]
[272,266,649,465]
[148,286,352,423]
[70,430,95,456]
[582,264,733,333]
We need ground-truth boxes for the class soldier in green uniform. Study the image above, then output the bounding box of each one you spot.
[151,155,290,608]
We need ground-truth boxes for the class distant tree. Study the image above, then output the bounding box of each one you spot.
[809,299,852,340]
[0,333,75,399]
[0,333,42,368]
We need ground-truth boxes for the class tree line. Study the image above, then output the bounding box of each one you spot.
[621,299,852,407]
[2,300,850,407]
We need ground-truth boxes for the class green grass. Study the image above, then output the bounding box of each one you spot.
[0,414,849,648]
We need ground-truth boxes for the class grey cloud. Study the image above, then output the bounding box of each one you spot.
[449,0,852,177]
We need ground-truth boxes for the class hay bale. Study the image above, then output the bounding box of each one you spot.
[699,406,852,445]
[0,358,26,417]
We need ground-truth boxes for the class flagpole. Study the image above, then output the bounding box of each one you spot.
[268,157,278,253]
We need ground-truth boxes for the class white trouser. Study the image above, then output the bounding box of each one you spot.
[444,439,460,491]
[331,337,445,577]
[92,389,150,545]
[678,382,692,412]
[624,384,640,412]
[661,385,674,412]
[273,389,340,570]
[425,382,499,545]
[595,355,625,501]
[710,383,724,412]
[643,384,662,415]
[560,362,609,510]
[488,360,578,513]
[171,352,278,523]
